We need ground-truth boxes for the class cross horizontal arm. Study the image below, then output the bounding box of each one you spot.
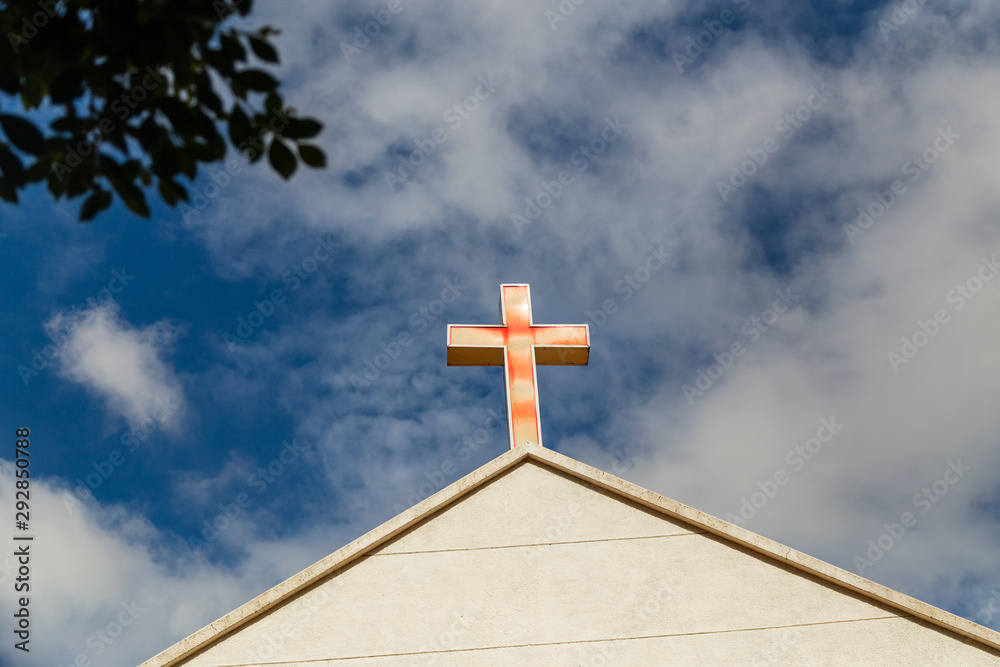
[447,325,505,365]
[532,325,590,365]
[535,345,589,365]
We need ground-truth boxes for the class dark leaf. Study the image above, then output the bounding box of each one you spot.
[80,191,112,221]
[99,154,124,183]
[122,160,150,185]
[179,152,198,180]
[51,117,81,133]
[188,140,216,162]
[193,109,224,152]
[234,69,278,92]
[46,174,67,197]
[281,118,322,140]
[121,160,143,182]
[50,71,83,105]
[20,79,45,109]
[138,117,166,153]
[105,130,128,153]
[1,115,45,155]
[66,176,91,198]
[249,37,279,63]
[159,98,196,135]
[228,106,253,146]
[196,73,224,115]
[208,137,227,161]
[112,179,150,217]
[0,72,18,96]
[230,80,248,100]
[152,142,182,178]
[221,34,248,62]
[204,48,235,78]
[268,138,296,179]
[0,144,26,187]
[0,178,18,203]
[264,92,282,114]
[298,144,326,168]
[158,179,188,206]
[25,160,50,183]
[247,144,265,163]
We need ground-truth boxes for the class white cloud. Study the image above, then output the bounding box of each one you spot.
[45,303,186,432]
[23,1,1000,661]
[174,0,1000,629]
[0,462,344,667]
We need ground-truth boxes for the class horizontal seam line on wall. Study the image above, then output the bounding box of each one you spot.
[219,615,901,665]
[366,531,709,556]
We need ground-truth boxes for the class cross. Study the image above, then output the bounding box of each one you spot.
[447,284,589,449]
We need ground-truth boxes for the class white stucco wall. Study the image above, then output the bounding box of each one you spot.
[175,460,1000,666]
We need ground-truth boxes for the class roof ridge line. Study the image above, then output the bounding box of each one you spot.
[521,443,1000,652]
[141,442,1000,666]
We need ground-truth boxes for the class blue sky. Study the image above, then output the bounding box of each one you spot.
[4,0,1000,664]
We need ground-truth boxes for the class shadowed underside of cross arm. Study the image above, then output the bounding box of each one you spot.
[447,325,589,366]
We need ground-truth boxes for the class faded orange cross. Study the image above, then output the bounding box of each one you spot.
[447,284,589,449]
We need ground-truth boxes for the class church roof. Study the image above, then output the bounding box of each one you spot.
[142,442,1000,666]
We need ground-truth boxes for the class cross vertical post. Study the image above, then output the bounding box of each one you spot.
[447,284,590,449]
